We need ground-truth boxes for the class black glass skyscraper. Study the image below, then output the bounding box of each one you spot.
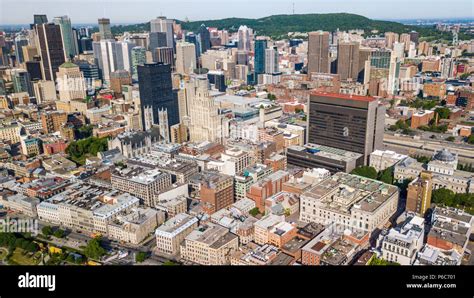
[137,62,179,131]
[198,24,211,54]
[254,39,267,76]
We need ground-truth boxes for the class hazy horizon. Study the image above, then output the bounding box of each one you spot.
[0,0,473,25]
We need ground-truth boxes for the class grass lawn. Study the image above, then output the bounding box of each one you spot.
[10,248,41,265]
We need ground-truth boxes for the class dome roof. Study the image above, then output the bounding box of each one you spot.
[433,149,456,162]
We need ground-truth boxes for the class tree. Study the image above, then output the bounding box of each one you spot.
[249,207,260,217]
[432,188,455,206]
[350,166,378,180]
[135,251,147,263]
[467,134,474,145]
[445,136,455,142]
[84,237,106,260]
[53,229,65,238]
[435,107,450,119]
[377,167,394,185]
[369,256,400,266]
[42,226,53,237]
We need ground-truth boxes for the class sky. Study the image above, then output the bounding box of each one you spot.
[0,0,473,24]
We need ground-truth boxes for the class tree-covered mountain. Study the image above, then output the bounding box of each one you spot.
[110,13,469,41]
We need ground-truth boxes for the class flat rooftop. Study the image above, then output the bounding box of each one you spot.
[310,91,376,102]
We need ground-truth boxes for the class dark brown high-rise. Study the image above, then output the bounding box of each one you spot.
[35,23,66,81]
[337,42,360,81]
[307,31,330,74]
[308,92,385,164]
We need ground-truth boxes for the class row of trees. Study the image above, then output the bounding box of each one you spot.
[0,233,39,253]
[350,166,394,185]
[432,189,474,215]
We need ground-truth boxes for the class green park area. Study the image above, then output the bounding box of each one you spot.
[9,247,41,265]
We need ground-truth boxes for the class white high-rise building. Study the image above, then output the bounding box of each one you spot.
[176,42,196,75]
[92,40,133,82]
[265,47,279,74]
[238,25,251,52]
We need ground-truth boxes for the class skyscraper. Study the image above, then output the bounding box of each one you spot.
[93,40,133,82]
[14,35,28,64]
[150,17,174,49]
[198,24,211,54]
[137,63,179,132]
[53,16,77,59]
[308,92,385,164]
[153,47,174,68]
[337,42,360,81]
[131,46,146,81]
[238,25,251,52]
[176,42,196,75]
[98,18,113,40]
[12,69,33,96]
[307,31,330,74]
[254,38,267,77]
[409,31,419,45]
[185,33,200,58]
[35,23,66,81]
[56,62,86,101]
[148,32,167,51]
[33,15,48,25]
[264,47,279,74]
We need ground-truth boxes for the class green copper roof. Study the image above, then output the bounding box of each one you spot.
[59,62,78,68]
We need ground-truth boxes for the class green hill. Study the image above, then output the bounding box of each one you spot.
[110,13,467,41]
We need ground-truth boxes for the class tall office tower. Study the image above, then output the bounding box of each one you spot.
[254,38,267,77]
[370,49,392,69]
[176,42,196,75]
[76,60,99,91]
[98,18,113,40]
[92,40,112,81]
[400,33,411,51]
[307,31,330,74]
[14,35,28,65]
[236,51,248,65]
[187,76,223,143]
[153,47,174,67]
[148,32,167,51]
[35,23,66,81]
[131,46,146,81]
[238,25,251,51]
[150,17,174,49]
[409,31,419,45]
[185,33,201,59]
[12,69,33,96]
[308,92,385,164]
[337,41,360,81]
[198,24,211,54]
[358,48,373,82]
[393,42,405,59]
[219,30,229,45]
[33,15,48,25]
[22,46,38,62]
[56,62,86,101]
[137,63,179,132]
[53,16,77,59]
[78,37,93,53]
[264,46,279,74]
[208,72,226,92]
[440,57,455,79]
[114,41,133,72]
[406,171,433,217]
[384,32,399,49]
[26,60,42,80]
